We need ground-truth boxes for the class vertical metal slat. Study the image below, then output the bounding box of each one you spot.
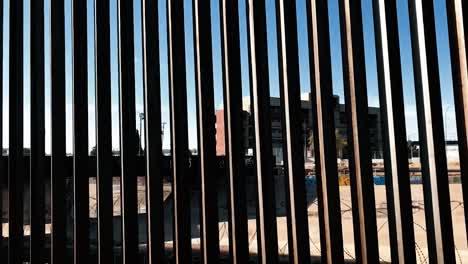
[141,0,165,262]
[117,0,139,261]
[8,0,24,263]
[72,0,89,262]
[192,0,219,262]
[338,0,379,262]
[30,0,46,262]
[0,0,3,257]
[408,0,456,262]
[219,0,249,262]
[274,0,310,263]
[306,0,345,262]
[167,0,192,262]
[94,0,114,262]
[51,0,67,262]
[372,0,416,262]
[446,0,468,243]
[246,0,278,263]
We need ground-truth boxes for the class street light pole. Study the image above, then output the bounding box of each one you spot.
[139,112,145,155]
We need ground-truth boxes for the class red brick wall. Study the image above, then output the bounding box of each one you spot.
[215,109,225,156]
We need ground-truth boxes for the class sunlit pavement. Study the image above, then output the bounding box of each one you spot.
[2,183,466,263]
[227,184,468,263]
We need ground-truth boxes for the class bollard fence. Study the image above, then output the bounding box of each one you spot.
[0,0,467,263]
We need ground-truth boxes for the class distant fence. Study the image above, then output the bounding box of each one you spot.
[1,0,468,263]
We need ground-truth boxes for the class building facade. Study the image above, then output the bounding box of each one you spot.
[216,93,384,164]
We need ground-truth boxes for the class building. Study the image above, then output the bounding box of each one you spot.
[215,110,226,156]
[216,93,384,164]
[215,109,253,156]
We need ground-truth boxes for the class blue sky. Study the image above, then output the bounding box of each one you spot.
[1,0,458,153]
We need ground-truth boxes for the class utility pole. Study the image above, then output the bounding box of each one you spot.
[161,122,167,144]
[444,105,452,143]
